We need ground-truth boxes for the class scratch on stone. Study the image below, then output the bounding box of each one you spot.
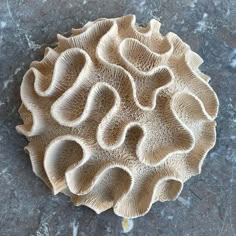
[150,10,162,22]
[0,167,8,176]
[3,172,14,185]
[3,66,23,90]
[218,161,235,236]
[14,67,22,75]
[219,201,229,236]
[177,196,191,208]
[72,219,79,236]
[6,0,16,24]
[122,218,134,233]
[189,188,202,200]
[218,136,236,140]
[24,33,41,50]
[3,79,12,90]
[160,209,165,216]
[139,0,146,7]
[35,223,49,236]
[34,212,56,236]
[194,13,208,33]
[190,0,198,8]
[229,49,236,68]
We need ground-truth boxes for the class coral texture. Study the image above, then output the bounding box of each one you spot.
[16,15,219,218]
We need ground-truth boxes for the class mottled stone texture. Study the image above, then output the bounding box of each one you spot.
[0,0,235,235]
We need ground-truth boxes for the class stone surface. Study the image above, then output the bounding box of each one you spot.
[0,0,235,235]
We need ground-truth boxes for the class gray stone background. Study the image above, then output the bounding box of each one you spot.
[0,0,236,235]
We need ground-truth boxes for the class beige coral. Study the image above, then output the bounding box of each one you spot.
[16,15,219,218]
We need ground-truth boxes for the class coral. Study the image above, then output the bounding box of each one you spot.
[16,15,219,218]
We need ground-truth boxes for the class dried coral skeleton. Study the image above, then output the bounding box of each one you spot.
[16,15,219,218]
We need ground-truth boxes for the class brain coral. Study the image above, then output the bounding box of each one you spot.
[16,15,219,218]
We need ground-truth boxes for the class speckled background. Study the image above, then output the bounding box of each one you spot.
[0,0,236,235]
